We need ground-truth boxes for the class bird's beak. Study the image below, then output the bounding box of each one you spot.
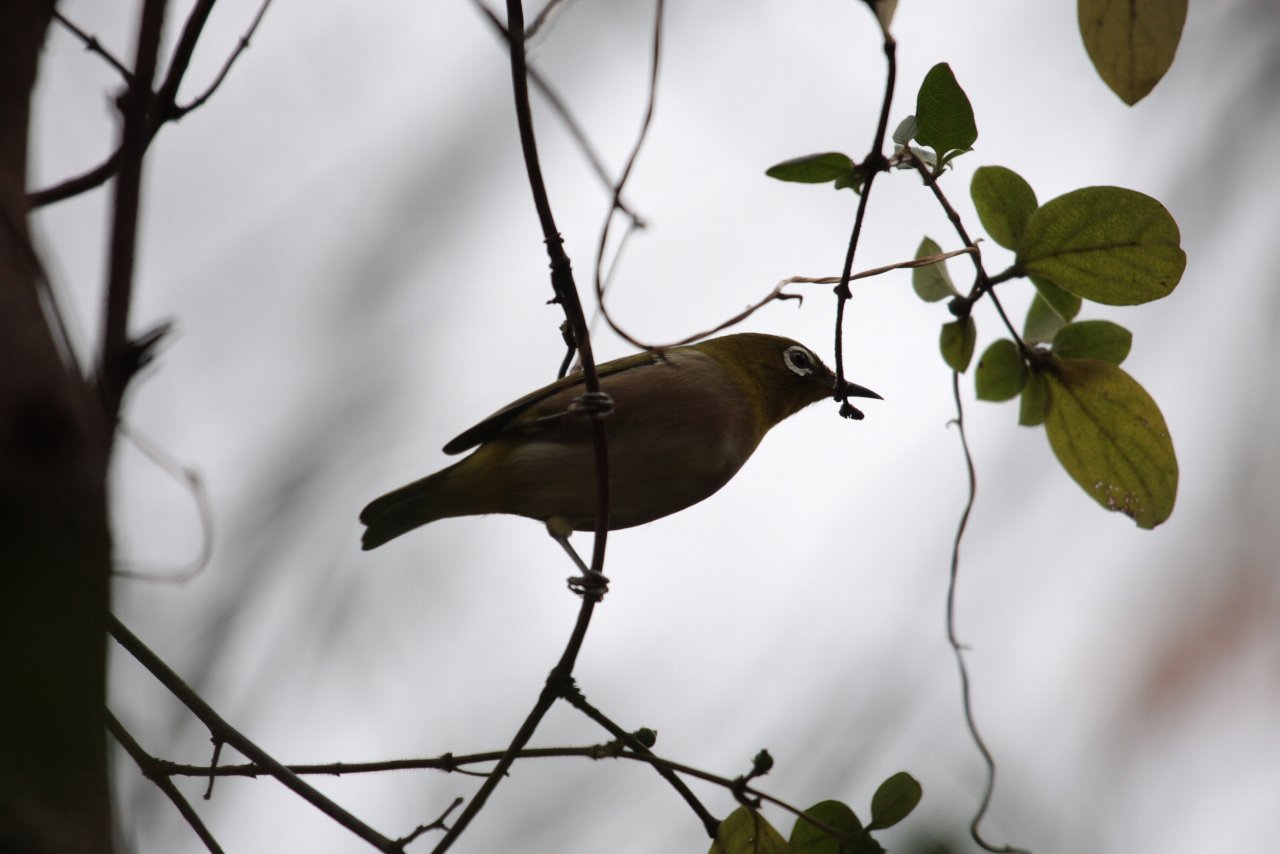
[834,378,883,401]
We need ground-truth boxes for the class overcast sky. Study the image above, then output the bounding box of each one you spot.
[30,1,1280,852]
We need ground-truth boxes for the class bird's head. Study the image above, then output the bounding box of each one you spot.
[691,333,882,429]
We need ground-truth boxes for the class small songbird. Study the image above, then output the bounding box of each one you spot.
[359,332,880,549]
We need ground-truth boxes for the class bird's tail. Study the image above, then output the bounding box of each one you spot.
[359,461,468,550]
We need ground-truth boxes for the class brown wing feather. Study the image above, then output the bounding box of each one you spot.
[441,350,663,454]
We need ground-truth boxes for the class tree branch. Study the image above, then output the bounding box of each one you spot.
[107,615,401,853]
[107,709,224,854]
[431,1,612,848]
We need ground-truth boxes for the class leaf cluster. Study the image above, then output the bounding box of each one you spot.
[769,62,1185,530]
[712,772,921,854]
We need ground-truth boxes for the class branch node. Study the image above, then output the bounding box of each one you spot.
[566,569,609,601]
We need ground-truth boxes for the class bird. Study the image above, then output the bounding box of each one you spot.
[359,332,880,550]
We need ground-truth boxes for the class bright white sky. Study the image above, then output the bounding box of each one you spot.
[31,1,1280,852]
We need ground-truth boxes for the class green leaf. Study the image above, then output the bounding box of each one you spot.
[1031,276,1082,323]
[971,166,1038,250]
[1044,357,1178,528]
[1020,369,1049,426]
[1024,293,1066,344]
[915,63,977,167]
[1017,186,1185,305]
[766,153,855,184]
[1053,320,1133,364]
[867,772,922,831]
[913,237,958,302]
[1079,0,1188,105]
[975,339,1027,401]
[833,167,868,194]
[712,807,792,854]
[790,801,865,854]
[940,318,976,373]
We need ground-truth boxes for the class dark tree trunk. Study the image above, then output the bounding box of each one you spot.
[0,2,116,851]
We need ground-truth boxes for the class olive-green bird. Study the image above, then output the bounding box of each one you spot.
[359,332,880,549]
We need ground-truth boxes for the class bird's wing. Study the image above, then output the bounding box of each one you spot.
[441,350,664,454]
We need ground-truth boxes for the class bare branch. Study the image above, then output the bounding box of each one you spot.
[472,0,645,225]
[173,0,276,116]
[97,0,168,423]
[52,11,134,82]
[108,616,401,852]
[30,1,272,208]
[432,2,612,847]
[107,710,225,854]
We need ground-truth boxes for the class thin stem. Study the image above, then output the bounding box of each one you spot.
[589,0,665,353]
[904,151,1026,352]
[524,0,567,39]
[30,0,267,207]
[832,28,897,401]
[108,616,400,852]
[112,423,213,582]
[53,11,134,82]
[472,0,645,226]
[432,2,610,847]
[107,709,225,854]
[946,375,1031,854]
[564,690,719,837]
[173,0,275,116]
[97,0,167,423]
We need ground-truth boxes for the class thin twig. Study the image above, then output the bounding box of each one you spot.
[156,743,856,847]
[174,0,275,116]
[831,24,897,407]
[564,243,971,373]
[588,0,666,353]
[53,11,135,82]
[30,1,270,207]
[782,245,978,289]
[397,797,465,848]
[563,689,719,838]
[472,1,645,226]
[432,2,611,847]
[107,709,225,854]
[524,0,568,39]
[107,616,401,852]
[97,0,168,424]
[903,150,1026,353]
[111,422,213,583]
[946,374,1031,854]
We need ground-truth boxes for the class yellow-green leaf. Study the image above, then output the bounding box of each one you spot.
[1079,0,1188,105]
[971,166,1038,250]
[1031,276,1082,323]
[975,339,1026,401]
[790,801,863,854]
[1024,293,1066,344]
[712,807,792,854]
[913,237,958,302]
[940,318,977,373]
[867,772,922,830]
[1018,186,1185,306]
[1044,357,1177,528]
[1053,320,1132,365]
[1020,369,1049,426]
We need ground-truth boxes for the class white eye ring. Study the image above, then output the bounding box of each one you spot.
[783,346,815,376]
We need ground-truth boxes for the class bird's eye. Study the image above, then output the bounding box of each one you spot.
[784,346,814,376]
